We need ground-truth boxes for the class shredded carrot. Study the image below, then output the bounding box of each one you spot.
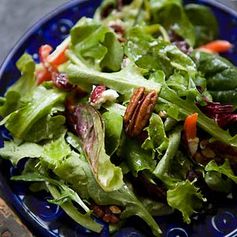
[36,39,70,84]
[39,45,53,63]
[184,113,198,140]
[198,40,233,53]
[35,67,51,85]
[47,38,69,67]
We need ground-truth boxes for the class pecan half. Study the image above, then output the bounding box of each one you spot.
[92,204,121,224]
[124,87,158,137]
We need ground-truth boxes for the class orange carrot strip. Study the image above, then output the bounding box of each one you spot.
[35,67,52,85]
[184,113,198,140]
[198,40,233,53]
[47,38,69,67]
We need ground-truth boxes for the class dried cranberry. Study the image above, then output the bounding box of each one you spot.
[90,85,106,103]
[110,24,125,36]
[110,24,126,42]
[199,101,237,128]
[169,31,192,54]
[52,72,75,91]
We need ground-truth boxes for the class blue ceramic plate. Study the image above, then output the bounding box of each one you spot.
[1,0,237,236]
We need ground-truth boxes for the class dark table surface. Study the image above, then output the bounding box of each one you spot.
[0,0,237,236]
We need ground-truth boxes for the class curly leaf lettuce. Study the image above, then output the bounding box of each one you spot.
[167,180,206,224]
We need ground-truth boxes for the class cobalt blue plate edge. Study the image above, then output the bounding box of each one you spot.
[0,1,237,237]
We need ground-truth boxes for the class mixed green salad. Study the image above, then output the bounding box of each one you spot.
[1,0,237,236]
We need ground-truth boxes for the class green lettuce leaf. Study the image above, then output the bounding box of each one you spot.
[0,141,43,165]
[166,71,199,98]
[167,180,206,224]
[204,171,232,193]
[125,30,196,75]
[142,114,169,154]
[66,50,162,95]
[70,17,123,71]
[41,134,71,169]
[191,51,237,104]
[0,54,36,117]
[141,198,173,217]
[185,4,218,47]
[47,183,103,233]
[120,137,156,176]
[153,126,182,187]
[150,0,195,46]
[23,114,66,143]
[205,159,237,184]
[102,111,123,156]
[0,86,66,140]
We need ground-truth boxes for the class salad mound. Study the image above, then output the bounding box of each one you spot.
[1,0,237,236]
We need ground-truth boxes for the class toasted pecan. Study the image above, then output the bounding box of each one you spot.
[124,88,158,137]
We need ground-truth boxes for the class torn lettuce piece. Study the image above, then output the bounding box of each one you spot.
[70,17,123,71]
[23,114,66,143]
[149,0,195,46]
[120,137,156,176]
[205,159,237,184]
[41,134,71,169]
[0,141,43,166]
[204,171,232,193]
[142,114,169,154]
[69,104,124,192]
[167,180,206,224]
[0,53,36,117]
[185,4,218,47]
[102,111,123,156]
[153,126,182,187]
[191,51,237,104]
[0,86,66,140]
